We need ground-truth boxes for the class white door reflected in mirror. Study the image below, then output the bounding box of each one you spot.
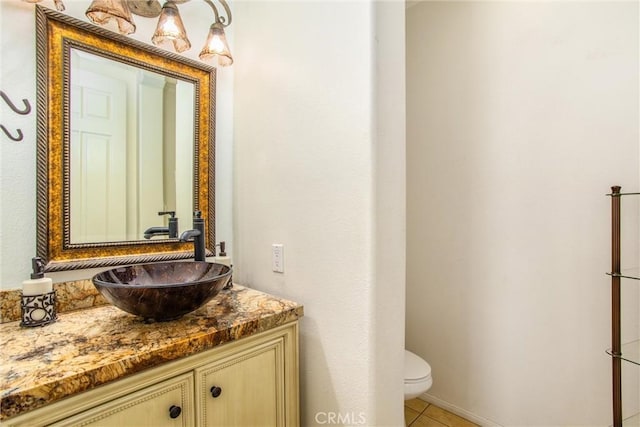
[69,49,194,244]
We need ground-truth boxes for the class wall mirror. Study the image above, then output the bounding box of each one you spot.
[35,5,216,271]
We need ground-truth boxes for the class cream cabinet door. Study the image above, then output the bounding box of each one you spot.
[49,373,194,427]
[195,337,285,427]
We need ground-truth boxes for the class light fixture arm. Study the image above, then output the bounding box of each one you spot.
[203,0,231,27]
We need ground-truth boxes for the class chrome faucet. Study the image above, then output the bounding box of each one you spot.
[143,211,179,239]
[180,211,206,261]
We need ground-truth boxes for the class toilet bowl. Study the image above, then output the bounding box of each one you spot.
[404,350,432,400]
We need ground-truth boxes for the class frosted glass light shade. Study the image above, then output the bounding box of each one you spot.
[199,22,233,67]
[152,1,191,53]
[86,0,136,35]
[23,0,65,11]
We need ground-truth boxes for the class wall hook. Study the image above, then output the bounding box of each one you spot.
[0,91,31,115]
[1,125,24,142]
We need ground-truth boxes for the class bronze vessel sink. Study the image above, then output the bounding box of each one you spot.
[92,262,232,321]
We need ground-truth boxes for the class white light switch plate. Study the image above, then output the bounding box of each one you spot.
[272,244,284,273]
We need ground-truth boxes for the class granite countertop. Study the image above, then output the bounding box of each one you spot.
[0,285,303,421]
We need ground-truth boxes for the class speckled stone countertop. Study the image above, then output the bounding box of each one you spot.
[0,285,303,421]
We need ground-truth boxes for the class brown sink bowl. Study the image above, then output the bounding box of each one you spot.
[92,262,232,321]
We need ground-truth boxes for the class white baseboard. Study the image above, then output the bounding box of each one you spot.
[419,392,503,427]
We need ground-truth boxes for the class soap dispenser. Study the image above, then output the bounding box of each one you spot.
[213,241,233,289]
[21,257,57,327]
[214,241,231,266]
[214,241,233,289]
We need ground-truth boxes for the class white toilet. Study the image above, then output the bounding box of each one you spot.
[404,349,432,400]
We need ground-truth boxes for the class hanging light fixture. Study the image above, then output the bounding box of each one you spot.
[85,0,136,35]
[198,0,233,66]
[22,0,65,12]
[83,0,233,67]
[152,0,191,53]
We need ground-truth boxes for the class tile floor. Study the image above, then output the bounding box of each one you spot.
[405,399,479,427]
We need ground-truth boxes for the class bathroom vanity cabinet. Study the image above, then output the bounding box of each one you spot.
[607,186,640,427]
[5,322,299,427]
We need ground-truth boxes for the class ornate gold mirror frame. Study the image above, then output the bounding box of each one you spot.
[35,5,216,271]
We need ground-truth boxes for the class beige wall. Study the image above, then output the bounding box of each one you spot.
[406,1,639,425]
[232,1,405,425]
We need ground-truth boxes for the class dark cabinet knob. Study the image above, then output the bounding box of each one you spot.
[210,386,222,398]
[169,405,182,419]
